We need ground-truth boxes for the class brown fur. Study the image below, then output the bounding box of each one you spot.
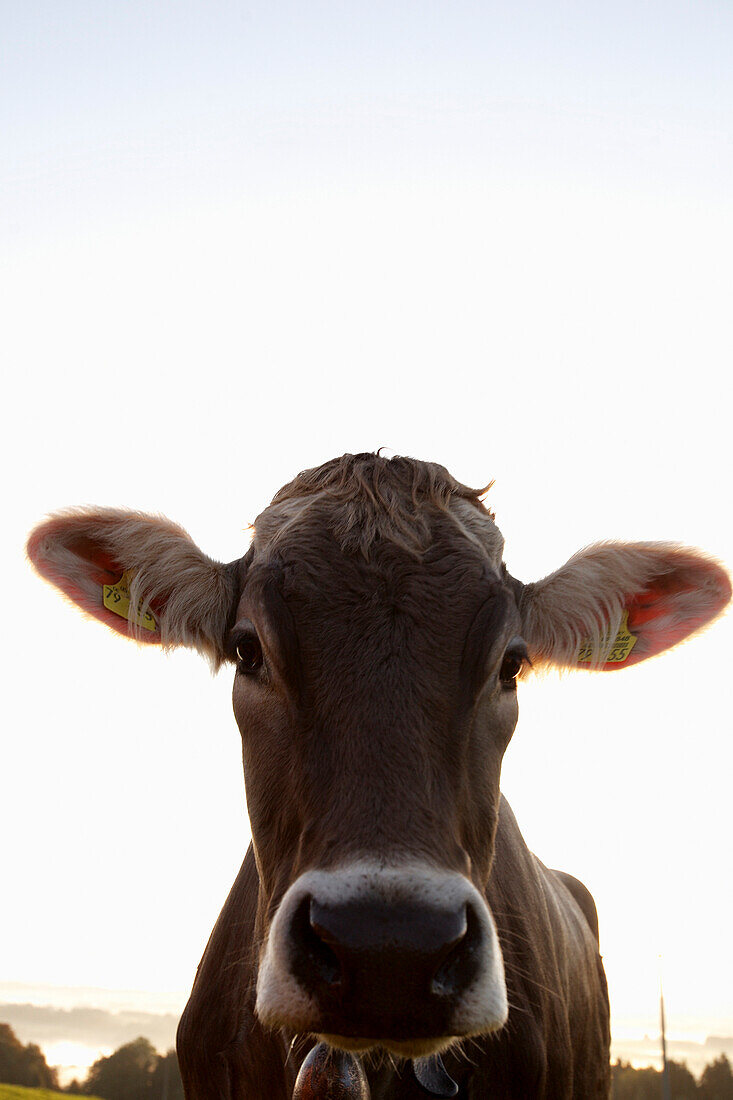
[181,456,610,1097]
[266,451,492,559]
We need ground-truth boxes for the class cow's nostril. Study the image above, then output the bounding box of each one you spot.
[291,896,341,988]
[431,903,481,997]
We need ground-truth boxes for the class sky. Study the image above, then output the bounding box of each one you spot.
[2,0,732,1075]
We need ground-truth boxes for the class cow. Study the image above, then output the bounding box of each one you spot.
[27,453,730,1099]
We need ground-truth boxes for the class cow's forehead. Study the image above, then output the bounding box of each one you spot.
[252,493,505,573]
[450,498,505,568]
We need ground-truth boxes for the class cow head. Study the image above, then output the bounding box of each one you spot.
[27,453,730,1059]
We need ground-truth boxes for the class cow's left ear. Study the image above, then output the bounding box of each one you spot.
[515,542,731,671]
[27,508,239,668]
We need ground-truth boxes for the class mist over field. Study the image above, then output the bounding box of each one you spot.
[0,1004,178,1060]
[3,987,733,1082]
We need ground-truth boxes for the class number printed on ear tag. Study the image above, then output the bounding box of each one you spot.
[577,611,637,665]
[103,570,157,631]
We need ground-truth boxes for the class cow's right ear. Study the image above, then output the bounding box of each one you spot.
[27,508,240,668]
[514,541,730,672]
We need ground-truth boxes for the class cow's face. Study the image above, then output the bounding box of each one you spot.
[234,481,522,1055]
[27,452,731,1059]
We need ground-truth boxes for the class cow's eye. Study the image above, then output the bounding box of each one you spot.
[500,639,529,689]
[236,634,264,673]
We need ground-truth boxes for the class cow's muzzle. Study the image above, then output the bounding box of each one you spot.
[256,863,507,1057]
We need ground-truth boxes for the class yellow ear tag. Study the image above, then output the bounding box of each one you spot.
[103,570,157,632]
[577,611,638,665]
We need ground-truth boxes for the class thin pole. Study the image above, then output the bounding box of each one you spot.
[660,963,671,1100]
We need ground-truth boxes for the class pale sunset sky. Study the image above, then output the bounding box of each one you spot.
[2,0,732,1077]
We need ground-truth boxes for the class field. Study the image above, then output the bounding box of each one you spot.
[0,1089,103,1100]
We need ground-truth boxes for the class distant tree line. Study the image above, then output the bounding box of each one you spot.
[612,1055,733,1099]
[0,1025,183,1098]
[3,1021,733,1099]
[0,1022,59,1089]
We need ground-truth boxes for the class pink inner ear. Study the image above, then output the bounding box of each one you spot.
[28,524,163,645]
[603,562,731,671]
[625,582,701,631]
[66,536,125,585]
[615,585,692,668]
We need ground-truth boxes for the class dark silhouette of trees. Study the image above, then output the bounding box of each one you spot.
[0,1021,59,1088]
[84,1037,157,1098]
[699,1054,733,1099]
[150,1049,185,1100]
[0,1022,184,1098]
[668,1059,703,1099]
[82,1036,183,1099]
[612,1059,661,1098]
[612,1058,711,1099]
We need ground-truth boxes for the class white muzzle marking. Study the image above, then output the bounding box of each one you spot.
[256,862,508,1054]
